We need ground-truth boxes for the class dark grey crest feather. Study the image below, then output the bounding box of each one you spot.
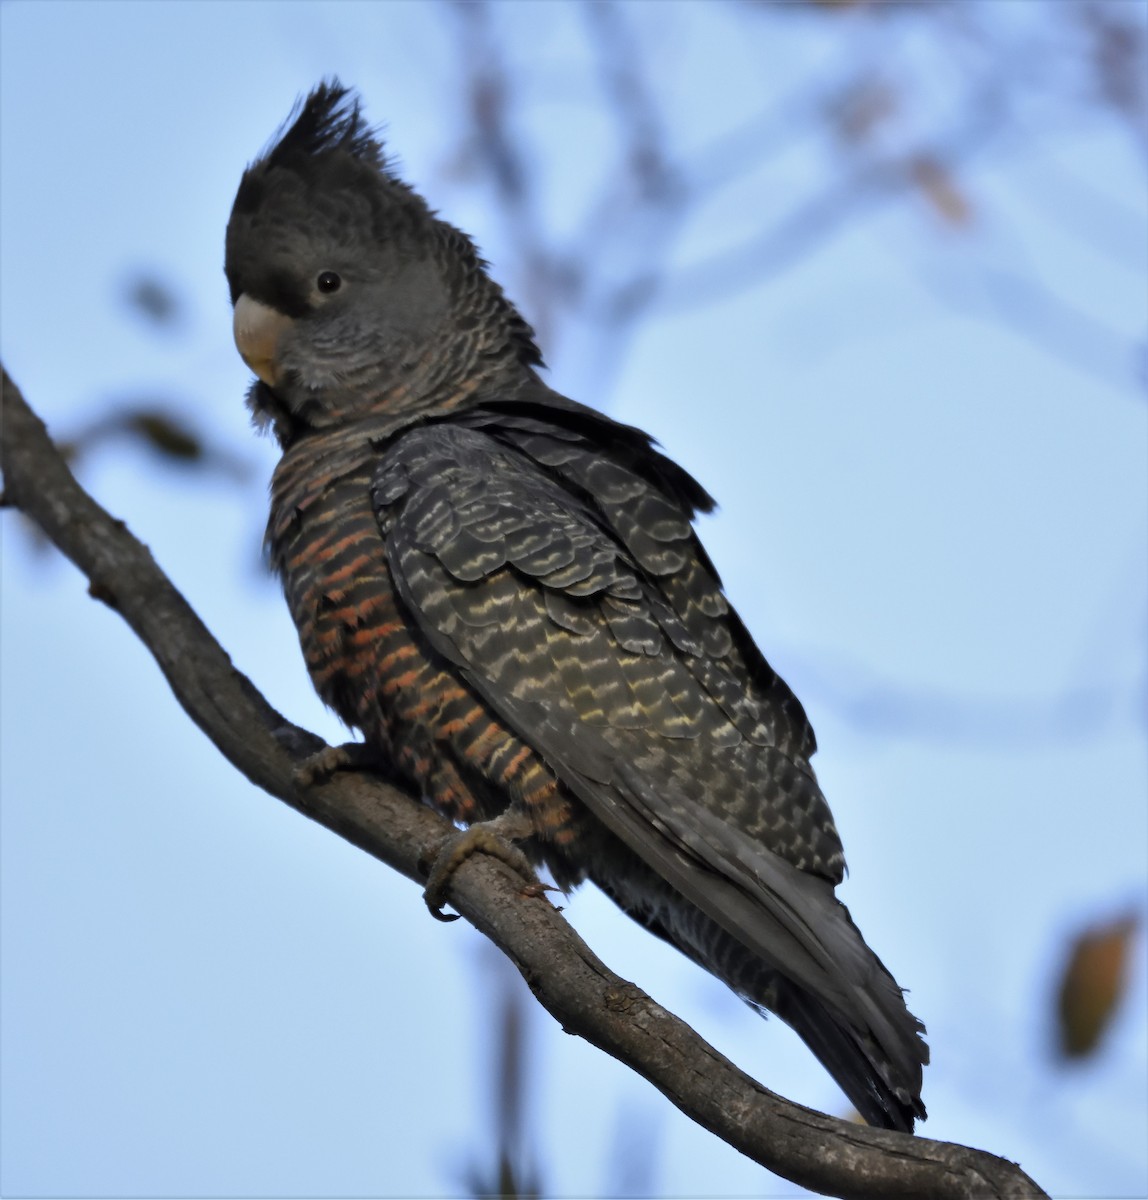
[262,78,387,172]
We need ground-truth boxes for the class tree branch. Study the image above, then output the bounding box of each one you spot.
[0,364,1049,1200]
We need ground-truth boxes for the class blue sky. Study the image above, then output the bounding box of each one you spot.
[2,3,1146,1197]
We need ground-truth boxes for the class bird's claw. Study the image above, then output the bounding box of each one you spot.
[423,809,538,921]
[294,740,378,787]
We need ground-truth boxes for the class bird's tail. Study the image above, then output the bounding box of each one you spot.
[618,890,928,1132]
[763,972,926,1131]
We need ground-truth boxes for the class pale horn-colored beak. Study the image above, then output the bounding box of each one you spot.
[233,293,293,387]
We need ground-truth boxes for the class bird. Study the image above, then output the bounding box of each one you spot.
[225,80,928,1132]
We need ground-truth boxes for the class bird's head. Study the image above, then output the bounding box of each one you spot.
[225,81,541,445]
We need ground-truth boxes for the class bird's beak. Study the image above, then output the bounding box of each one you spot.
[233,293,293,387]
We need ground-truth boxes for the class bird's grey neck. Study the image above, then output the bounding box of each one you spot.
[293,339,534,435]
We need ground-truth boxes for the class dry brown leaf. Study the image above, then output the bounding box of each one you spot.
[1056,910,1141,1060]
[910,154,973,227]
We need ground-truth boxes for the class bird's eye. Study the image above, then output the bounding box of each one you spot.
[316,271,342,294]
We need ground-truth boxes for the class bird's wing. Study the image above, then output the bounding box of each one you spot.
[459,402,821,760]
[371,420,921,1087]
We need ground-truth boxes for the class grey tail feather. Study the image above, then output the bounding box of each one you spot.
[763,979,926,1132]
[617,893,927,1131]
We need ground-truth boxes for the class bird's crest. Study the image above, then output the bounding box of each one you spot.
[260,79,387,172]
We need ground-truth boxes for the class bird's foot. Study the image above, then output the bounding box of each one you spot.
[294,740,379,787]
[423,808,539,923]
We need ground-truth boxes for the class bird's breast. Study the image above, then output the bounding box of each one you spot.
[268,461,595,867]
